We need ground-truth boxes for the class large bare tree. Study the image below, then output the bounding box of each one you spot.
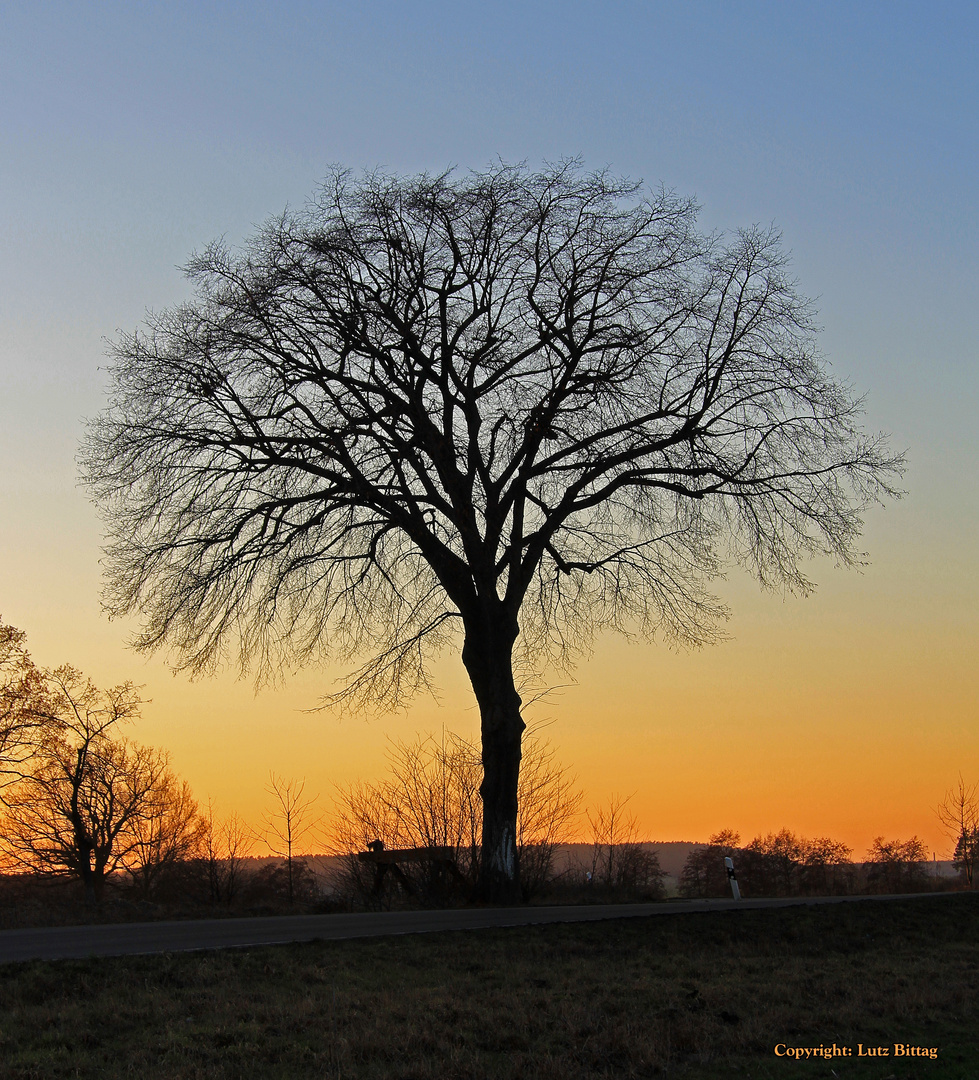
[82,162,901,902]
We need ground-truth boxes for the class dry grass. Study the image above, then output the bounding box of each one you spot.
[0,895,976,1078]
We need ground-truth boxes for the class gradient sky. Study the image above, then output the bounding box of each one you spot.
[1,1,976,857]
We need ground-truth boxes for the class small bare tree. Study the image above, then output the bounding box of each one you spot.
[260,774,319,903]
[199,802,253,904]
[2,636,215,905]
[937,776,979,889]
[586,794,664,897]
[122,766,207,899]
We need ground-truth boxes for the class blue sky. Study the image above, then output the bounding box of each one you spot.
[0,2,976,843]
[4,2,975,416]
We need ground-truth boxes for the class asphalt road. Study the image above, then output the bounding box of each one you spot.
[0,892,954,964]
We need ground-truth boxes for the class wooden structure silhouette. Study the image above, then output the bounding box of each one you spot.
[358,840,467,898]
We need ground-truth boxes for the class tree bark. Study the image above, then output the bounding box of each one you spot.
[462,610,525,905]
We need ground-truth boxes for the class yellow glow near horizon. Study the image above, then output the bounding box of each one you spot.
[4,494,973,865]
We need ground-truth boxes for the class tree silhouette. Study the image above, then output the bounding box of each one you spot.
[0,620,51,787]
[199,803,253,904]
[0,668,157,903]
[679,829,742,898]
[122,766,206,900]
[937,776,979,888]
[260,774,319,904]
[82,161,902,901]
[865,836,929,894]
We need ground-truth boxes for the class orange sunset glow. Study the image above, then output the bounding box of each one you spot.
[4,487,974,862]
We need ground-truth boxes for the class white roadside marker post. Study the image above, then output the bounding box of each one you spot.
[724,856,741,901]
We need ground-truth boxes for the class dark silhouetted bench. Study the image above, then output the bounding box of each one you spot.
[357,840,467,897]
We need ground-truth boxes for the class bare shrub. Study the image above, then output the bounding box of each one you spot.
[586,795,665,900]
[245,858,321,906]
[120,769,207,900]
[330,730,579,905]
[193,805,254,905]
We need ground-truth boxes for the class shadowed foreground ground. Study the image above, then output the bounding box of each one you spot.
[0,894,976,1079]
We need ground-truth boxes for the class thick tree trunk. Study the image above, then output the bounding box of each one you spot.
[70,805,102,906]
[80,860,105,906]
[462,611,525,905]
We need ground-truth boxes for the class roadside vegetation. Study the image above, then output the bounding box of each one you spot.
[676,829,949,899]
[0,895,976,1079]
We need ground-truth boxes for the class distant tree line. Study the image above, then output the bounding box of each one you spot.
[677,829,954,898]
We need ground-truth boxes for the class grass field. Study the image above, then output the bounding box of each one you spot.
[0,894,976,1079]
